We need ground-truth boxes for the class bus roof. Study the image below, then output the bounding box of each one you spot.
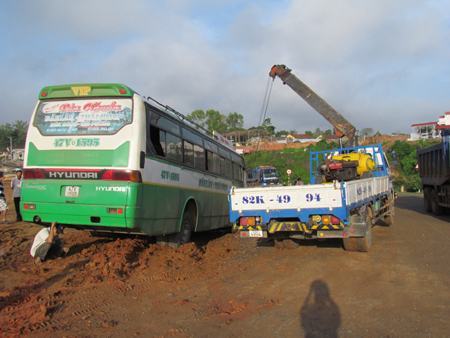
[38,83,134,99]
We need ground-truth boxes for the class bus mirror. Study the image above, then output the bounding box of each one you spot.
[140,151,146,169]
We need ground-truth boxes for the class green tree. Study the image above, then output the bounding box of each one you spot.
[0,120,28,151]
[262,118,275,135]
[225,112,244,131]
[186,109,207,128]
[360,128,374,137]
[205,109,227,133]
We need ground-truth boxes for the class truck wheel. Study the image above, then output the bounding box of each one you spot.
[355,225,372,252]
[342,237,359,251]
[343,210,372,252]
[431,189,443,215]
[423,187,432,213]
[384,212,394,226]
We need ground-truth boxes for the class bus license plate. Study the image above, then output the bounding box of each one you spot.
[248,230,265,238]
[65,186,80,198]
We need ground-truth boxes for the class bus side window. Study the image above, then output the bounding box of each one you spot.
[194,144,205,170]
[183,140,195,167]
[166,132,182,163]
[219,157,225,176]
[213,153,221,175]
[225,159,232,179]
[206,150,214,173]
[148,125,165,157]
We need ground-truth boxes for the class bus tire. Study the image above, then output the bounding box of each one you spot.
[168,202,196,248]
[423,187,432,213]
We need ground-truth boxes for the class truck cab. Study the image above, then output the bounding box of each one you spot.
[246,166,280,187]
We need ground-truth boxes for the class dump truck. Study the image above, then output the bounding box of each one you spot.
[246,166,281,187]
[418,139,450,214]
[229,144,394,251]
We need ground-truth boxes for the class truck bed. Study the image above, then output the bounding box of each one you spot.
[229,176,390,223]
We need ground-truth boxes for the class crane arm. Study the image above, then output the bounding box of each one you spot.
[269,64,357,146]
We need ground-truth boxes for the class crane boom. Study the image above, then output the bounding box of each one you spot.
[269,64,357,146]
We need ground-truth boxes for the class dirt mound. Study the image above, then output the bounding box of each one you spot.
[81,238,148,282]
[135,234,240,283]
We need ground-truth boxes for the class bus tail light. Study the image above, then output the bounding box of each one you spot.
[24,203,36,210]
[23,169,46,179]
[100,170,142,183]
[107,208,124,215]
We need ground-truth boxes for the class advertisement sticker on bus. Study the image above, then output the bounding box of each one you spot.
[34,98,132,135]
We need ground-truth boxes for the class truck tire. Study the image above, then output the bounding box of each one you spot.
[431,189,443,215]
[384,212,394,226]
[342,237,359,251]
[343,208,372,252]
[423,187,432,213]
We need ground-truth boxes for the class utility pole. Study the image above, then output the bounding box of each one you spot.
[9,137,13,160]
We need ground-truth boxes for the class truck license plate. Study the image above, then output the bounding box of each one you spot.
[65,186,80,198]
[248,230,265,238]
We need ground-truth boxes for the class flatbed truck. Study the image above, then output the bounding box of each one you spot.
[229,144,395,252]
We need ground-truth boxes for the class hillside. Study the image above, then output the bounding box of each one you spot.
[244,139,439,191]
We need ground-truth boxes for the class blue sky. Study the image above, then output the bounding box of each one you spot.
[0,0,449,133]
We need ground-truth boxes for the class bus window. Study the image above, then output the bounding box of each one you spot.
[219,157,226,176]
[213,153,221,174]
[225,159,232,179]
[194,144,205,170]
[183,140,195,167]
[154,115,180,136]
[148,125,165,157]
[206,151,214,173]
[166,133,182,163]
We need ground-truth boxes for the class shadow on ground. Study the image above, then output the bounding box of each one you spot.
[395,193,450,222]
[300,279,341,338]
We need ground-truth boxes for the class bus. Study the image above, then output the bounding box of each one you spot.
[21,83,245,245]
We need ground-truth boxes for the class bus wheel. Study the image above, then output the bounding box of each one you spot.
[168,203,196,248]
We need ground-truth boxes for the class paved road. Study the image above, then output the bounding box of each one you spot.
[1,193,449,337]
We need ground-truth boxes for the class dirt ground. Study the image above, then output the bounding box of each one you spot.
[1,192,449,337]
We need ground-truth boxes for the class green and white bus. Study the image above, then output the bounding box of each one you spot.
[22,83,245,244]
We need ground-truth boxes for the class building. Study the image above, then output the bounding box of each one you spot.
[410,112,450,140]
[409,122,438,140]
[10,149,24,161]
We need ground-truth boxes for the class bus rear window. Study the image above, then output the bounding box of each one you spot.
[34,98,132,135]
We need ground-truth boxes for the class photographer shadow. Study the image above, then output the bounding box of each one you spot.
[300,279,341,338]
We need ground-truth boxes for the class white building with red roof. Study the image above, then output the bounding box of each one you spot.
[409,112,450,140]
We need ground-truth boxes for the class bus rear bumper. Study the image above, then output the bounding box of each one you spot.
[21,202,137,229]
